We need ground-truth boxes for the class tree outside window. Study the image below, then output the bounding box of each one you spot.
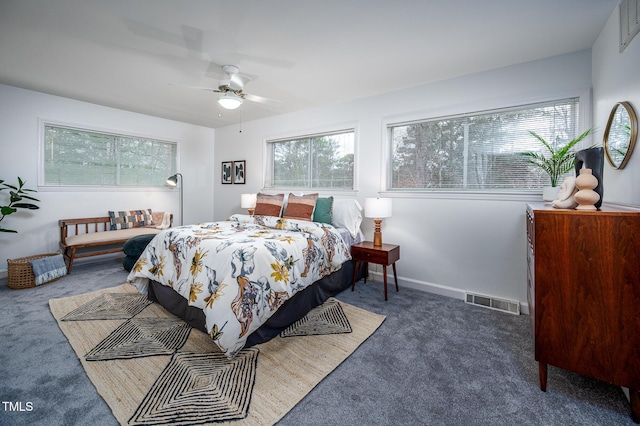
[43,124,177,187]
[268,130,354,189]
[389,99,581,191]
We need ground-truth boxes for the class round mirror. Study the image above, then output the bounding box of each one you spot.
[603,101,637,169]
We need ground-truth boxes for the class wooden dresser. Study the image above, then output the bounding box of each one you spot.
[526,203,640,422]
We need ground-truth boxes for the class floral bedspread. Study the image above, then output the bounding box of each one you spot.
[127,214,351,358]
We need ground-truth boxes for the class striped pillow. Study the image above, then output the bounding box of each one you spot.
[253,193,285,217]
[283,193,318,221]
[109,209,154,230]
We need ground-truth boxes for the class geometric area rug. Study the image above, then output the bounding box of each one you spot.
[49,283,385,425]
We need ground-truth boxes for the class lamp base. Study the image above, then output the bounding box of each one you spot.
[248,208,254,216]
[373,218,383,247]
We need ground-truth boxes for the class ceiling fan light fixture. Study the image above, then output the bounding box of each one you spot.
[218,93,243,110]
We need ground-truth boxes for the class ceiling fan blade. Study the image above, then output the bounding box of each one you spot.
[180,25,205,60]
[229,73,251,90]
[169,83,222,93]
[243,93,283,107]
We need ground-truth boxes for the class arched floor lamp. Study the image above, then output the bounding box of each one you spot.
[166,173,183,225]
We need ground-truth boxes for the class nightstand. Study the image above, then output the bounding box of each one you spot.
[351,241,400,301]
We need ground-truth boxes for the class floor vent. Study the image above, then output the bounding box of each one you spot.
[465,293,520,315]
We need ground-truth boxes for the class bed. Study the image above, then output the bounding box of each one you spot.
[127,197,364,358]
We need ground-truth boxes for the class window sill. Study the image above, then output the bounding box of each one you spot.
[261,188,359,197]
[37,186,171,192]
[380,190,543,202]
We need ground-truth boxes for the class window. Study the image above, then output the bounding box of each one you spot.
[388,98,582,191]
[266,129,355,189]
[42,123,177,187]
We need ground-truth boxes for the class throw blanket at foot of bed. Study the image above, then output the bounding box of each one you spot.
[127,214,352,358]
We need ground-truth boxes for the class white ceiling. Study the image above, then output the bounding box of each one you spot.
[0,0,618,129]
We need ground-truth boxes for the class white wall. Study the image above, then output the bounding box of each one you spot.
[592,5,640,205]
[6,7,634,305]
[214,50,595,308]
[0,84,216,274]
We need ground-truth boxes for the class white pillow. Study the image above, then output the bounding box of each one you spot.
[332,199,362,238]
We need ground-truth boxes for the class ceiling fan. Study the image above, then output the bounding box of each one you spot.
[181,65,283,110]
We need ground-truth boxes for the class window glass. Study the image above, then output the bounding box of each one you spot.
[388,99,581,191]
[267,130,355,189]
[43,124,177,187]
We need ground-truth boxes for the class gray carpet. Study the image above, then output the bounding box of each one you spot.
[0,258,634,425]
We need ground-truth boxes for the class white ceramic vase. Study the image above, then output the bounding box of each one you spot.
[574,168,600,210]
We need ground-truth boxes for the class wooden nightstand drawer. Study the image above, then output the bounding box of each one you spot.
[351,242,400,265]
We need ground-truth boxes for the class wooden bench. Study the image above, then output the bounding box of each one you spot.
[59,214,172,273]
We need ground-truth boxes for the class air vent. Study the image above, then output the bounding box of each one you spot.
[620,0,640,53]
[465,293,520,315]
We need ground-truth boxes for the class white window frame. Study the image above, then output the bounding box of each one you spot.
[380,89,592,201]
[263,124,358,193]
[38,119,179,192]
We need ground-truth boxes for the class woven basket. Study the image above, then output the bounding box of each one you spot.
[7,253,63,290]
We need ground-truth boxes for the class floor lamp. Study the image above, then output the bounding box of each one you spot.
[166,173,183,225]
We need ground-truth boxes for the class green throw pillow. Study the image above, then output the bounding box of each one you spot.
[313,196,333,224]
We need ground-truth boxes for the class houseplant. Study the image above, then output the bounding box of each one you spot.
[520,128,593,200]
[0,177,40,233]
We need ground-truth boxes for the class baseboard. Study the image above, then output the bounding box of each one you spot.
[367,269,530,315]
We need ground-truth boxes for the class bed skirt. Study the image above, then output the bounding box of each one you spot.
[147,259,367,347]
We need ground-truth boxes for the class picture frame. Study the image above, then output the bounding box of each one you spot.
[221,161,233,184]
[233,160,246,184]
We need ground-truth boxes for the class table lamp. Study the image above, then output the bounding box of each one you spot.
[364,198,392,247]
[241,193,257,215]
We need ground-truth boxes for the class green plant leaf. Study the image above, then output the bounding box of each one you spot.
[520,128,593,187]
[19,194,40,202]
[1,206,17,215]
[12,203,40,210]
[2,183,18,191]
[0,177,40,234]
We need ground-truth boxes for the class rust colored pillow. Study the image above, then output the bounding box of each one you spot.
[283,193,318,221]
[253,193,285,217]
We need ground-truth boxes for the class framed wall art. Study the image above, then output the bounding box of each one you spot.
[221,161,233,184]
[233,160,246,184]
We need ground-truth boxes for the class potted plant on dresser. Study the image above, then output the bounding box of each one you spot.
[519,128,593,201]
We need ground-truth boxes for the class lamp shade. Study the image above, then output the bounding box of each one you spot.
[364,198,392,218]
[218,93,243,109]
[166,174,179,187]
[241,193,257,209]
